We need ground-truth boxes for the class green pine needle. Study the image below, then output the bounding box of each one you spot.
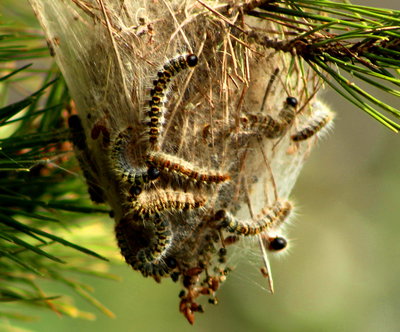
[0,22,115,322]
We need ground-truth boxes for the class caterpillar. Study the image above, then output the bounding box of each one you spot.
[146,151,230,187]
[109,126,160,186]
[291,101,335,141]
[214,199,292,237]
[146,54,198,148]
[246,97,298,139]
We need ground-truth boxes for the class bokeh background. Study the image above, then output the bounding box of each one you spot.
[1,1,399,331]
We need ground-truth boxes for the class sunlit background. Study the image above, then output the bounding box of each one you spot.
[1,1,399,331]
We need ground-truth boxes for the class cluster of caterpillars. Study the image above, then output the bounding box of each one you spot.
[72,53,334,324]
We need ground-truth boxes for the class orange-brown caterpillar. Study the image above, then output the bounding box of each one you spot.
[126,190,207,217]
[146,151,230,186]
[215,200,292,238]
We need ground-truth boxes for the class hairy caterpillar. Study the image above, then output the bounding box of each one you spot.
[292,101,335,141]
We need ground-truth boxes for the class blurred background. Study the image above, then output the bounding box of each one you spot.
[1,0,399,331]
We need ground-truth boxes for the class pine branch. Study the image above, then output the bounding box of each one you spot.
[245,0,400,131]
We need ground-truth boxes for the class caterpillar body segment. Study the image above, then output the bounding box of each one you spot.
[145,54,198,148]
[215,200,292,236]
[126,190,207,218]
[115,216,174,278]
[136,214,173,277]
[146,151,230,187]
[137,215,172,262]
[291,101,335,141]
[246,97,297,139]
[110,126,159,186]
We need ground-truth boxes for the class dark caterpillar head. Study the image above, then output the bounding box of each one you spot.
[186,54,198,67]
[268,236,288,251]
[286,96,298,107]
